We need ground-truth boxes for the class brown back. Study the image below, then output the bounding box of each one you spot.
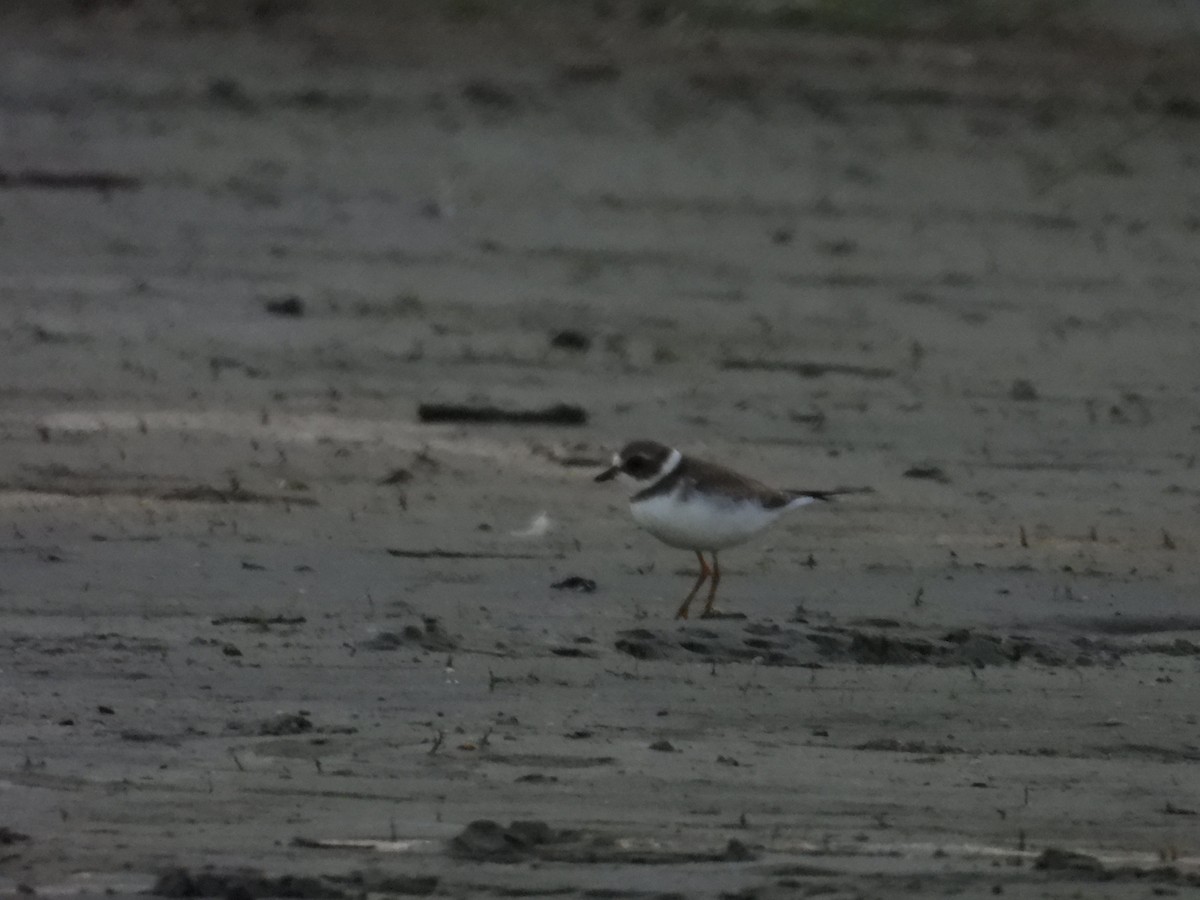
[633,456,791,508]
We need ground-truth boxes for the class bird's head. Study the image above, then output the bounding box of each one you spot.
[595,440,681,494]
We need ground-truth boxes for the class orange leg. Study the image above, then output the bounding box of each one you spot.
[700,552,722,618]
[674,551,711,620]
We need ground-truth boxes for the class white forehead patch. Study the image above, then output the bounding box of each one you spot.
[661,448,682,477]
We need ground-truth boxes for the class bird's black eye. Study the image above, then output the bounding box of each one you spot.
[625,455,651,477]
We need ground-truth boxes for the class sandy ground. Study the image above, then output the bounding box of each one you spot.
[2,2,1200,897]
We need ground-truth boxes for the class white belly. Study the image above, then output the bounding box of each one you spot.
[630,488,785,551]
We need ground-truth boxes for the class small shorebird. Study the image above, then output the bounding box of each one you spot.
[596,440,864,619]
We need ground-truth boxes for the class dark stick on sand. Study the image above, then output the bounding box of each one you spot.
[721,358,895,380]
[418,402,587,426]
[0,169,141,193]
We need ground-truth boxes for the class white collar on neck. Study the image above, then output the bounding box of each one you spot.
[659,447,682,478]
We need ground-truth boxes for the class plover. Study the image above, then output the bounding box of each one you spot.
[596,440,863,619]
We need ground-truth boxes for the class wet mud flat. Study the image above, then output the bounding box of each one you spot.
[2,1,1200,898]
[3,591,1200,900]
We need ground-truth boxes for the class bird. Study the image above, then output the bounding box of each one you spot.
[595,439,864,619]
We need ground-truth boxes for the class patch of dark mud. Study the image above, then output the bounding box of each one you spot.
[551,575,597,592]
[616,627,783,664]
[149,867,344,898]
[226,712,313,737]
[480,753,616,769]
[357,616,457,652]
[2,632,168,657]
[160,483,317,506]
[903,464,951,483]
[212,615,306,628]
[1049,614,1200,635]
[846,617,906,629]
[263,295,305,317]
[449,820,756,865]
[1106,637,1200,657]
[557,60,621,84]
[461,78,520,110]
[554,837,755,866]
[1034,847,1200,887]
[1089,743,1200,764]
[1035,616,1200,659]
[1034,847,1104,872]
[550,646,597,658]
[855,738,966,754]
[327,871,438,896]
[120,729,173,743]
[0,474,316,507]
[615,622,1080,667]
[449,820,572,863]
[548,328,592,350]
[770,863,844,878]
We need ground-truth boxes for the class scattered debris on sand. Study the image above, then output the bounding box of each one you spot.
[358,617,458,653]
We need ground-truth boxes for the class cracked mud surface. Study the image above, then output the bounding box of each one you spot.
[2,2,1200,898]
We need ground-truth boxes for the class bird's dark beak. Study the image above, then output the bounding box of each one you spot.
[595,465,619,483]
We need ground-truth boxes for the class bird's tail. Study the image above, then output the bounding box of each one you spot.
[783,486,873,509]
